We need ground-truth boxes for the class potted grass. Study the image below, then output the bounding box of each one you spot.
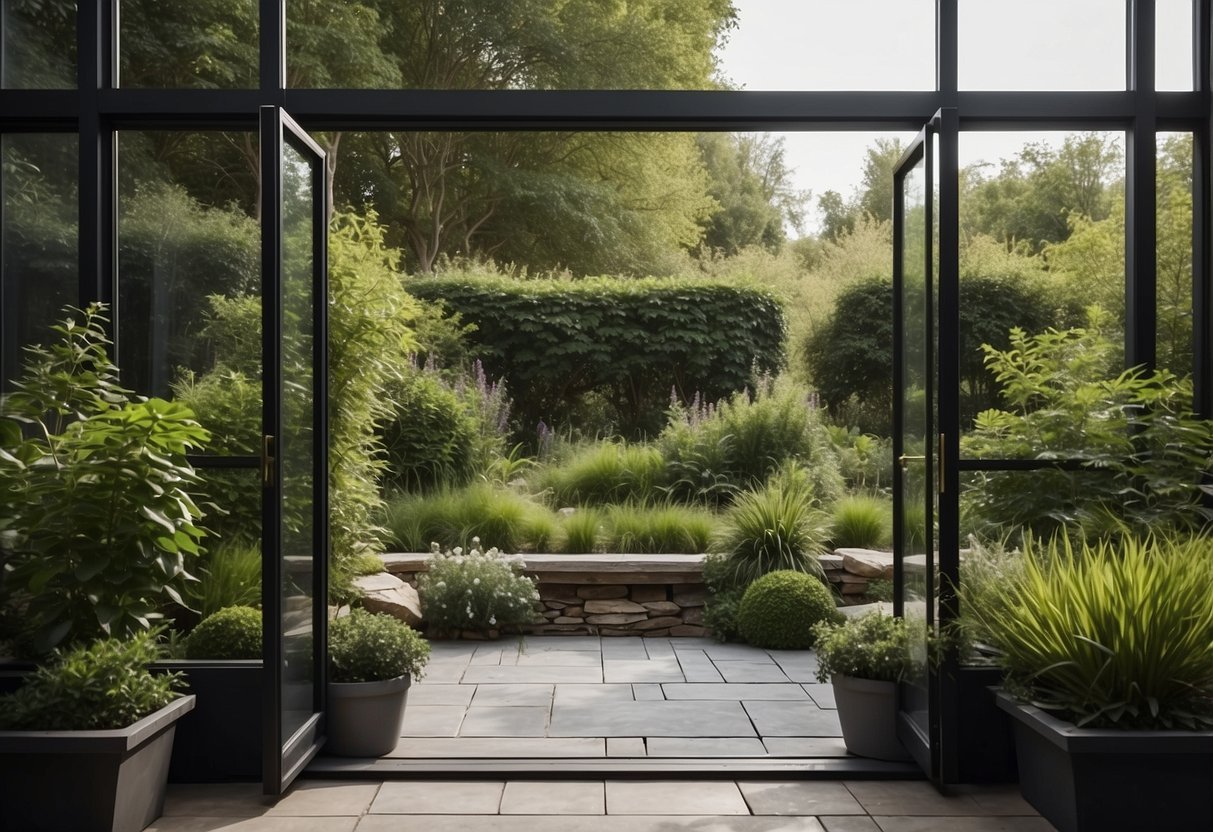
[963,534,1213,832]
[812,612,914,761]
[326,609,430,757]
[0,633,196,832]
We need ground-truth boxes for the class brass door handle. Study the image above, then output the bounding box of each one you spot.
[898,454,926,469]
[261,434,276,488]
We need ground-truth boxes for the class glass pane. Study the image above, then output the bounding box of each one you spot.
[960,468,1118,543]
[1156,0,1194,91]
[958,131,1126,447]
[898,151,930,741]
[959,0,1125,90]
[287,0,935,91]
[117,131,261,400]
[2,133,79,390]
[1157,132,1193,376]
[190,468,262,616]
[279,137,317,744]
[1,0,76,88]
[119,0,258,88]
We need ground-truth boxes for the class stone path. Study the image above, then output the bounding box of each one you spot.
[389,636,847,759]
[152,778,1056,830]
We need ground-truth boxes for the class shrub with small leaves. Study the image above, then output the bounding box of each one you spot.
[418,539,540,634]
[328,609,430,683]
[737,570,840,650]
[812,613,915,684]
[0,632,184,730]
[185,606,262,660]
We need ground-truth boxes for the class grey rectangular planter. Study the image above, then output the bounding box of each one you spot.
[996,691,1213,832]
[0,694,196,832]
[152,660,263,782]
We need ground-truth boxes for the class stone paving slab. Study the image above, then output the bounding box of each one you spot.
[606,737,646,756]
[743,701,843,737]
[463,665,603,684]
[606,781,750,815]
[513,650,603,667]
[763,737,851,757]
[602,658,685,683]
[459,705,549,737]
[632,683,665,701]
[803,683,837,708]
[714,660,793,683]
[673,649,726,682]
[400,705,465,737]
[554,683,635,705]
[662,683,809,700]
[645,737,769,757]
[150,819,359,831]
[501,781,605,815]
[409,684,476,707]
[470,684,554,706]
[550,700,757,738]
[739,782,865,816]
[371,781,504,814]
[354,816,827,832]
[387,737,604,758]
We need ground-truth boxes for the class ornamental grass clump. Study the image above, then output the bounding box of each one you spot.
[964,533,1213,730]
[812,613,916,684]
[328,609,430,683]
[419,539,540,634]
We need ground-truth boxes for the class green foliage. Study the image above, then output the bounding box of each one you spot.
[961,534,1213,730]
[864,579,895,603]
[660,376,843,506]
[603,502,717,554]
[712,465,831,587]
[186,541,261,620]
[737,570,840,650]
[812,613,915,683]
[407,276,786,437]
[555,509,604,554]
[418,541,540,634]
[0,632,184,730]
[383,484,555,553]
[700,552,745,642]
[185,606,262,660]
[382,367,480,492]
[830,494,892,550]
[0,306,209,654]
[826,426,893,492]
[539,442,667,506]
[328,609,430,683]
[962,311,1213,538]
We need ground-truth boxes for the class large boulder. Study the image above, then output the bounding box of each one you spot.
[354,572,423,627]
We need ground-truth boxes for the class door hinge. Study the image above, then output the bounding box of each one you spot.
[261,434,276,488]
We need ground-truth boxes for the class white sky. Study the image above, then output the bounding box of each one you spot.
[715,0,1194,233]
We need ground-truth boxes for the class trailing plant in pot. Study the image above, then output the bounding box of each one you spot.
[0,632,196,832]
[962,533,1213,832]
[327,609,430,757]
[812,612,915,761]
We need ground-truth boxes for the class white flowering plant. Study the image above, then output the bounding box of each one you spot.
[812,612,916,684]
[418,539,541,634]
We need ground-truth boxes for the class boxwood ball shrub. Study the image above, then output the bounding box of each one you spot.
[737,570,840,650]
[419,539,541,634]
[328,609,430,684]
[185,606,262,660]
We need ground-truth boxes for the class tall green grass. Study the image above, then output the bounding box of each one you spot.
[383,483,556,552]
[188,541,262,620]
[830,494,892,549]
[604,502,718,554]
[556,508,605,554]
[538,441,667,505]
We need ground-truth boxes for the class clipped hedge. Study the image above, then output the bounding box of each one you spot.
[407,276,786,436]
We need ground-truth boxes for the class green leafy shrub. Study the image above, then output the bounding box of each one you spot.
[407,276,786,436]
[603,502,717,553]
[382,366,479,491]
[187,541,261,620]
[418,540,540,634]
[556,509,604,554]
[812,613,915,683]
[0,633,184,730]
[864,578,895,603]
[962,310,1213,538]
[830,494,892,550]
[185,606,261,660]
[383,484,556,553]
[328,609,430,683]
[827,426,893,492]
[961,534,1213,729]
[712,465,831,587]
[539,441,667,506]
[701,553,746,643]
[660,375,844,506]
[0,306,209,653]
[737,570,840,650]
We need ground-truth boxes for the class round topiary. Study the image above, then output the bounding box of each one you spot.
[737,570,840,650]
[186,606,262,660]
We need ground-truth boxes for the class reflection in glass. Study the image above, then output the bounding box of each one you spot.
[279,139,317,745]
[117,132,261,399]
[959,0,1125,91]
[1,0,76,88]
[188,469,263,616]
[1156,0,1194,91]
[119,0,258,88]
[2,134,79,389]
[1157,133,1194,377]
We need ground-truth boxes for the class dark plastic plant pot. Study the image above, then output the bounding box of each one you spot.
[326,674,411,757]
[152,660,263,782]
[996,691,1213,832]
[832,674,911,761]
[0,694,196,832]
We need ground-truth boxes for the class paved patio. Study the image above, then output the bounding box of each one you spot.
[386,636,846,759]
[151,778,1056,831]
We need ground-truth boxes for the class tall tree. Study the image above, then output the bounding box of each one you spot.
[856,138,909,223]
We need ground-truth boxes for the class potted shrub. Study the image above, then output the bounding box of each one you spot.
[154,606,264,782]
[963,534,1213,832]
[0,633,196,832]
[812,612,914,761]
[327,609,430,757]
